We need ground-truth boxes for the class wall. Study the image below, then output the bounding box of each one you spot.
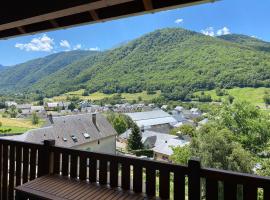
[74,135,116,154]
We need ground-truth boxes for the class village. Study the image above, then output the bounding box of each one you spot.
[0,99,207,163]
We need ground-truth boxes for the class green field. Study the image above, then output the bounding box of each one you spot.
[53,90,161,102]
[195,87,270,108]
[0,116,45,134]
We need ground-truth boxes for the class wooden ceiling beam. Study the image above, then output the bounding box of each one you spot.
[89,10,99,21]
[0,0,134,31]
[17,27,26,34]
[142,0,153,11]
[49,20,59,28]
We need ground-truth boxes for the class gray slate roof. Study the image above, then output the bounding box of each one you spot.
[5,113,117,148]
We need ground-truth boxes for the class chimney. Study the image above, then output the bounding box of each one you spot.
[141,125,145,133]
[92,113,96,126]
[48,114,53,124]
[92,113,99,131]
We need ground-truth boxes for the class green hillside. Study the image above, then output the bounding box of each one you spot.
[195,87,270,108]
[0,50,96,93]
[1,28,270,100]
[218,34,270,52]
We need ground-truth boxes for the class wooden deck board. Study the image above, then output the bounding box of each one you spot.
[15,175,146,200]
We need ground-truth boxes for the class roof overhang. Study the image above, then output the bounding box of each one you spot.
[0,0,215,40]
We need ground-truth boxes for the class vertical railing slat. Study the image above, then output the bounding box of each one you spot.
[224,182,237,200]
[61,153,69,176]
[243,184,257,200]
[146,166,156,197]
[89,157,97,183]
[121,162,130,190]
[110,160,118,188]
[2,144,8,200]
[53,150,60,175]
[70,154,78,178]
[133,165,142,193]
[22,147,29,183]
[174,171,185,200]
[206,178,218,200]
[8,144,15,200]
[0,142,3,199]
[99,160,108,185]
[30,147,37,180]
[79,154,87,181]
[188,158,201,200]
[159,167,170,199]
[15,144,22,186]
[264,186,270,200]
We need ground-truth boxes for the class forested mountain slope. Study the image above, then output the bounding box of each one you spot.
[0,50,95,93]
[1,28,270,98]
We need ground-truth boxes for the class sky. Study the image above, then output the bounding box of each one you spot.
[0,0,270,66]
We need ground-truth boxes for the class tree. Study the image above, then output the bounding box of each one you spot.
[8,105,18,118]
[170,145,191,165]
[68,102,76,111]
[128,124,143,151]
[228,95,234,104]
[263,94,270,106]
[191,124,254,173]
[113,117,127,135]
[32,112,39,125]
[170,124,196,138]
[219,101,270,153]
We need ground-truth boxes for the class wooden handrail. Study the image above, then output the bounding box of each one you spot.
[0,138,270,200]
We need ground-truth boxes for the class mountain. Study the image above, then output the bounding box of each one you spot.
[0,50,97,93]
[218,34,270,52]
[1,28,270,98]
[0,64,7,71]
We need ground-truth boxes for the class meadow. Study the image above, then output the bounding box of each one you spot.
[52,90,161,102]
[0,116,45,134]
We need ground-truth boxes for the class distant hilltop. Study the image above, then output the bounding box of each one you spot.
[1,28,270,99]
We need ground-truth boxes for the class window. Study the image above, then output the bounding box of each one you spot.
[83,133,90,139]
[71,135,78,142]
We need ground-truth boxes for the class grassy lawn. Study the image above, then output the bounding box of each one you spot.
[53,90,161,102]
[0,117,45,134]
[194,87,270,108]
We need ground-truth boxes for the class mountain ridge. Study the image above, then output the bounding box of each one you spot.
[1,28,270,99]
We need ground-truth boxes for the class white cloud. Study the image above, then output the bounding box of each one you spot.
[73,44,82,50]
[15,34,54,52]
[60,40,71,49]
[89,47,100,51]
[216,27,231,36]
[175,18,184,24]
[201,27,215,37]
[201,26,231,37]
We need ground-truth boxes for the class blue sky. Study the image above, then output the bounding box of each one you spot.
[0,0,270,66]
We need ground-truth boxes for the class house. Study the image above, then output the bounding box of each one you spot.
[190,108,202,118]
[125,110,177,133]
[45,102,59,111]
[5,101,17,107]
[31,106,45,113]
[4,113,117,154]
[153,138,189,162]
[119,129,189,162]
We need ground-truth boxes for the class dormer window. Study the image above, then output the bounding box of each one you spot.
[63,137,67,142]
[83,133,90,139]
[71,135,78,142]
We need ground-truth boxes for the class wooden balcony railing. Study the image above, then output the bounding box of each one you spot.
[0,138,270,200]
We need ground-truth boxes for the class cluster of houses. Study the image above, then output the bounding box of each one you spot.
[118,107,207,162]
[3,100,207,163]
